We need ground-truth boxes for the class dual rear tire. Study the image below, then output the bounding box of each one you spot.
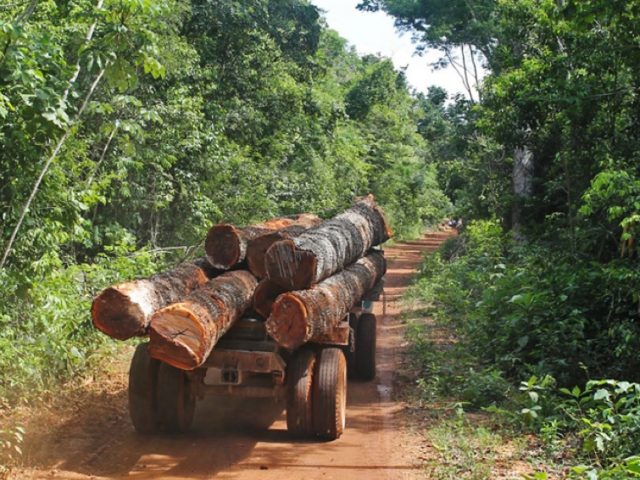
[128,343,196,434]
[286,347,347,441]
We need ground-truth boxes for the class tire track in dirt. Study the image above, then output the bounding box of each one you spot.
[16,230,454,480]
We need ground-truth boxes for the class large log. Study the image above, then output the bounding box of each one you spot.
[147,270,258,370]
[246,214,322,278]
[264,196,392,290]
[91,258,219,341]
[205,214,320,270]
[253,279,289,319]
[266,250,386,349]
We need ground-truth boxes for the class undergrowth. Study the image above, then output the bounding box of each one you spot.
[405,220,640,479]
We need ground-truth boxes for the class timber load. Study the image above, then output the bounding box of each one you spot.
[205,213,320,270]
[266,250,386,349]
[91,196,391,370]
[264,195,393,291]
[147,270,258,370]
[91,258,219,340]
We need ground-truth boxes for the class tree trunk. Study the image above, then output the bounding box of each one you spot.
[246,214,321,278]
[264,196,392,290]
[91,258,219,340]
[147,270,258,370]
[205,214,320,270]
[253,279,288,319]
[266,250,386,349]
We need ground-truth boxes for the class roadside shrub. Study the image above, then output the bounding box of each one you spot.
[412,219,640,388]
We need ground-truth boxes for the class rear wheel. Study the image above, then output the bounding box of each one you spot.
[343,313,358,379]
[157,362,196,433]
[286,348,316,437]
[128,343,161,434]
[355,313,377,381]
[312,348,347,440]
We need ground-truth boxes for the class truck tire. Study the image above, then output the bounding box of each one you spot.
[355,313,376,381]
[343,313,358,379]
[312,348,347,440]
[157,362,196,433]
[286,348,316,437]
[128,342,161,434]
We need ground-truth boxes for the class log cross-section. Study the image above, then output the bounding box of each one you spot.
[147,270,258,370]
[264,196,392,290]
[246,214,321,278]
[205,214,320,270]
[91,258,219,341]
[266,250,386,349]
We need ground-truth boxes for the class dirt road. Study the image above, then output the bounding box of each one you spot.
[18,231,453,480]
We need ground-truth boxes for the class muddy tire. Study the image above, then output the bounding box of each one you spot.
[286,348,316,437]
[355,313,376,381]
[312,348,347,440]
[128,343,161,434]
[157,362,196,433]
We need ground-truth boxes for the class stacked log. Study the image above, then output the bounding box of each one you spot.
[205,214,320,270]
[264,195,392,290]
[246,214,322,278]
[91,196,391,369]
[147,270,258,370]
[91,258,219,340]
[253,279,289,319]
[266,250,386,349]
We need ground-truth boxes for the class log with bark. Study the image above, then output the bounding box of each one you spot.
[147,270,258,370]
[91,258,219,341]
[253,279,289,319]
[205,214,320,270]
[264,196,392,290]
[266,249,386,349]
[246,214,322,278]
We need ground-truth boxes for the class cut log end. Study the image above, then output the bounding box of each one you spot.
[205,224,241,269]
[264,239,317,290]
[148,304,212,370]
[266,293,309,350]
[91,287,148,340]
[253,279,288,319]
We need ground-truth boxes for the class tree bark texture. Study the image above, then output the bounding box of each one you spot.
[246,214,322,278]
[147,270,258,370]
[264,196,392,290]
[266,250,386,350]
[253,279,289,319]
[91,258,219,341]
[205,214,320,270]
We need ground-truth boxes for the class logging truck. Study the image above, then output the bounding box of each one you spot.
[91,196,392,441]
[127,281,382,441]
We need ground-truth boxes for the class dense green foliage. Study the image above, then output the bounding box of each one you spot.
[0,0,451,401]
[366,0,640,475]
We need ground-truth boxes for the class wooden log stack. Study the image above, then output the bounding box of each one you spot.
[266,250,386,349]
[91,258,219,340]
[90,196,392,369]
[264,195,392,290]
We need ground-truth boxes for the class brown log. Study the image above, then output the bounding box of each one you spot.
[264,195,392,290]
[266,250,386,349]
[147,270,258,370]
[246,214,322,278]
[253,279,289,319]
[205,214,320,270]
[91,258,219,341]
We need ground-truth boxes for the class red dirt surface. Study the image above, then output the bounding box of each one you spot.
[14,231,453,480]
